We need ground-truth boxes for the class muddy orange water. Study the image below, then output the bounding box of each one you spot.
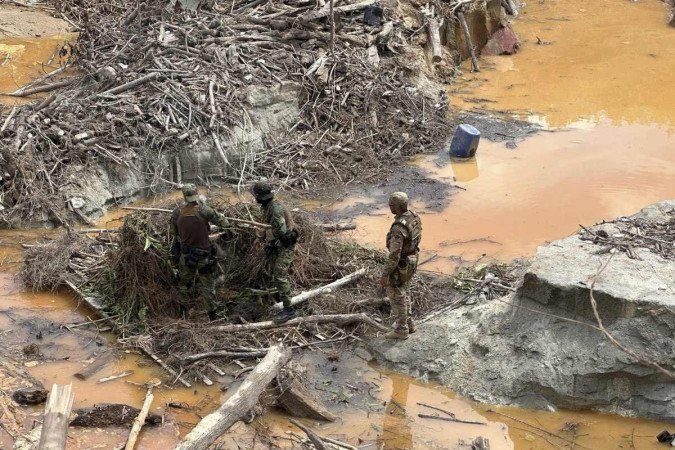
[450,0,675,128]
[339,121,675,273]
[0,5,76,105]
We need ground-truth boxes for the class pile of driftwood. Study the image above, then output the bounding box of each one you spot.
[0,0,464,225]
[580,212,674,260]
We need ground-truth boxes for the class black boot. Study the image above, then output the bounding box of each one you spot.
[273,307,295,324]
[208,310,218,321]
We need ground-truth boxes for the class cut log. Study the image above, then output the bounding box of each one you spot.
[427,18,443,63]
[98,72,160,97]
[290,418,328,450]
[320,223,356,232]
[37,383,74,450]
[74,351,113,380]
[302,0,376,22]
[458,12,480,72]
[276,378,337,422]
[208,312,388,334]
[123,386,155,450]
[272,268,367,311]
[174,344,291,450]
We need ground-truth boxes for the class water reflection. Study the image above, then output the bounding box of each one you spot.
[379,374,414,450]
[450,157,480,182]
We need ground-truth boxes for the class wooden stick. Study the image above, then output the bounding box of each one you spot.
[37,383,74,450]
[121,206,172,213]
[458,12,480,72]
[7,80,74,97]
[486,409,590,449]
[209,311,386,334]
[174,345,291,450]
[290,419,328,450]
[182,337,349,364]
[0,107,17,133]
[427,18,443,63]
[97,370,134,383]
[98,72,160,97]
[417,402,456,418]
[417,414,486,425]
[272,268,367,311]
[124,386,154,450]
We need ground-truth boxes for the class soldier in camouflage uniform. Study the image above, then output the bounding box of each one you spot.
[380,192,422,340]
[170,184,230,321]
[252,182,298,324]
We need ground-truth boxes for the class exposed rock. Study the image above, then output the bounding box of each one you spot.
[445,0,504,62]
[369,201,675,420]
[481,25,520,55]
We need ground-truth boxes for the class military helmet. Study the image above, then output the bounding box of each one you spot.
[389,192,409,210]
[181,183,199,203]
[252,182,274,201]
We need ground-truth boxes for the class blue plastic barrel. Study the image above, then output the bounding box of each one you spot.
[449,124,480,158]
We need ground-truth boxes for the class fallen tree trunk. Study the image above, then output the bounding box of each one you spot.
[207,312,388,335]
[272,268,367,311]
[427,18,443,63]
[74,351,113,380]
[37,383,74,450]
[174,344,291,450]
[124,386,155,450]
[458,12,480,72]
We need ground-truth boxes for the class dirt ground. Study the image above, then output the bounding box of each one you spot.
[0,5,72,37]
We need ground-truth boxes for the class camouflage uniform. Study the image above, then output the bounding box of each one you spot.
[261,199,296,308]
[383,209,422,335]
[170,191,229,316]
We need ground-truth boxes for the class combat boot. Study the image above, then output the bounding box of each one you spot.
[407,318,416,334]
[273,307,295,324]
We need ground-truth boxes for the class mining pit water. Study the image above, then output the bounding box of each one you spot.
[449,0,675,129]
[0,5,76,105]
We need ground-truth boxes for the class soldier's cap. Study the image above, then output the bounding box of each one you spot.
[252,182,274,201]
[181,183,199,203]
[389,192,408,209]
